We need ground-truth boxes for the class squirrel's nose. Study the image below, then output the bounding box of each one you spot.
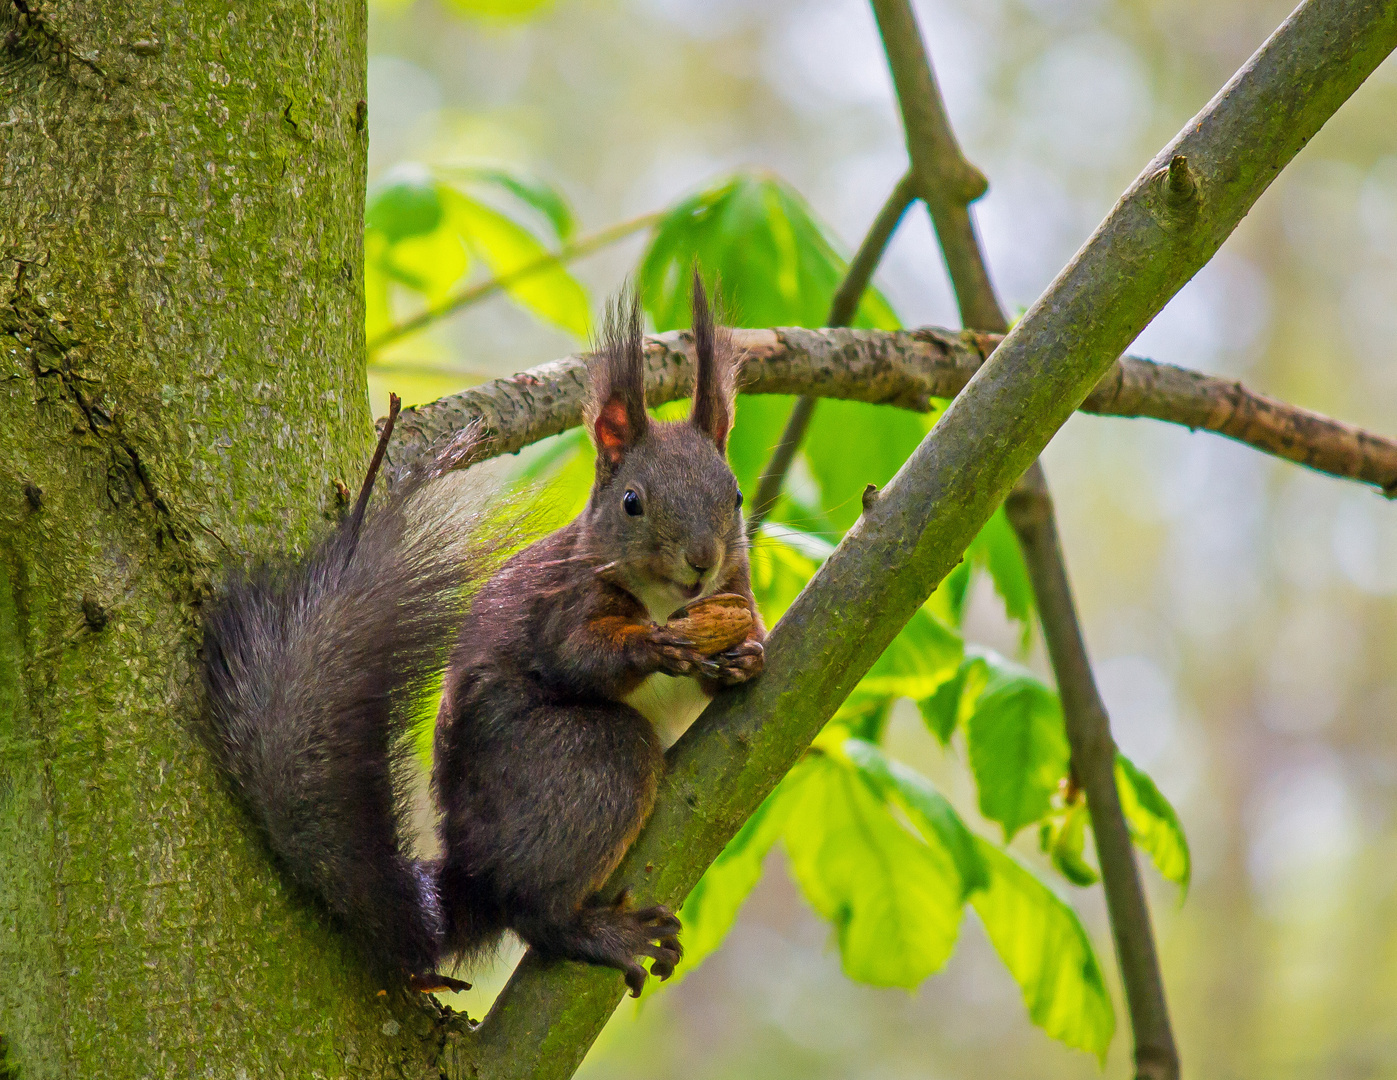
[686,541,719,578]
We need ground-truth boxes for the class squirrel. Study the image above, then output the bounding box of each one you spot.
[202,274,766,998]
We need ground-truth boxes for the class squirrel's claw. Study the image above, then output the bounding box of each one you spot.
[708,639,764,685]
[408,972,472,994]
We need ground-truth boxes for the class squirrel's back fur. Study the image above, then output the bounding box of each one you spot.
[202,462,506,978]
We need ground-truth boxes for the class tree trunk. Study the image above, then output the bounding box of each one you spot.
[0,4,445,1076]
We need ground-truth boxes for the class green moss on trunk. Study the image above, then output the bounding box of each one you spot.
[0,3,449,1076]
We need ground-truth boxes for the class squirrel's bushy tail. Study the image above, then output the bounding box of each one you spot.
[202,432,505,979]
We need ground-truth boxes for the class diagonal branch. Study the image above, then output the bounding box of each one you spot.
[383,327,1397,497]
[434,4,1397,1077]
[869,0,1179,1073]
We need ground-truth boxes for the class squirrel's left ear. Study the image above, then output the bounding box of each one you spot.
[689,271,737,453]
[586,288,650,468]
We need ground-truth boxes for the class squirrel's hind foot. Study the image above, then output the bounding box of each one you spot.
[517,891,684,998]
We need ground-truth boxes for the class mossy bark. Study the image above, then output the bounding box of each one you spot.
[0,4,448,1077]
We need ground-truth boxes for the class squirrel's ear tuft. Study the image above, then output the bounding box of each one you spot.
[586,287,649,467]
[690,270,737,452]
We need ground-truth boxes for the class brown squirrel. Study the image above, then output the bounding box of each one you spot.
[202,274,765,997]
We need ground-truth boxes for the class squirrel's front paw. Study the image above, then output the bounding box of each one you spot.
[649,627,710,677]
[708,639,764,685]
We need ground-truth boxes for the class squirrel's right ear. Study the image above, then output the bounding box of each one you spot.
[586,288,649,468]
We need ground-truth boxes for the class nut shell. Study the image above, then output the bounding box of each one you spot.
[668,593,754,655]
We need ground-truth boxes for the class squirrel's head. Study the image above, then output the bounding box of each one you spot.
[580,275,745,623]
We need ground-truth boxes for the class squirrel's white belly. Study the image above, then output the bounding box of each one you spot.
[625,673,713,748]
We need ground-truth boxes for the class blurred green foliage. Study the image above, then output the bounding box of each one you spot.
[365,163,590,346]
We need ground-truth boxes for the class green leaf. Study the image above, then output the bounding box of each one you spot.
[446,164,576,243]
[841,738,988,898]
[782,753,967,988]
[662,785,795,988]
[1039,798,1099,887]
[971,840,1115,1061]
[639,171,916,533]
[364,164,591,345]
[927,557,973,628]
[965,507,1034,635]
[748,525,830,627]
[964,655,1071,840]
[917,656,978,745]
[441,0,555,19]
[639,171,900,332]
[1116,754,1192,895]
[442,188,590,338]
[853,604,963,707]
[804,401,934,534]
[366,168,444,243]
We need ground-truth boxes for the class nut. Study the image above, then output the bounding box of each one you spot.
[668,593,753,655]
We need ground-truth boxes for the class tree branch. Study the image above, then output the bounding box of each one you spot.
[1004,473,1178,1079]
[367,211,661,355]
[748,170,919,530]
[384,326,1397,497]
[434,4,1397,1076]
[871,0,1181,1072]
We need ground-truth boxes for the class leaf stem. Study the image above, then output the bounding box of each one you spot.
[367,211,661,355]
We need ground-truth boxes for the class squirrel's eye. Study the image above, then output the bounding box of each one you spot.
[735,490,744,510]
[623,489,643,516]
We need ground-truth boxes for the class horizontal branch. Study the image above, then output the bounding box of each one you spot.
[384,325,1397,495]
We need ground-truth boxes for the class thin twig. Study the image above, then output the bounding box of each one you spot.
[747,171,918,531]
[367,211,661,355]
[349,391,400,538]
[870,0,1180,1074]
[1005,474,1178,1080]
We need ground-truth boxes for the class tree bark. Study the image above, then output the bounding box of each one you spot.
[0,4,451,1076]
[386,326,1397,497]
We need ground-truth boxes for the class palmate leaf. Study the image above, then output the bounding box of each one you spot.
[971,840,1115,1062]
[748,523,831,627]
[442,164,576,243]
[639,171,899,333]
[804,402,935,534]
[933,506,1034,633]
[781,750,967,988]
[1039,797,1100,888]
[750,526,963,735]
[364,163,590,345]
[442,188,590,338]
[841,738,988,898]
[928,650,1071,841]
[1116,754,1192,895]
[853,605,964,707]
[440,0,555,20]
[966,662,1070,841]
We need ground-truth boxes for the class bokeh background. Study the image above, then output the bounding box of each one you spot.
[364,0,1397,1075]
